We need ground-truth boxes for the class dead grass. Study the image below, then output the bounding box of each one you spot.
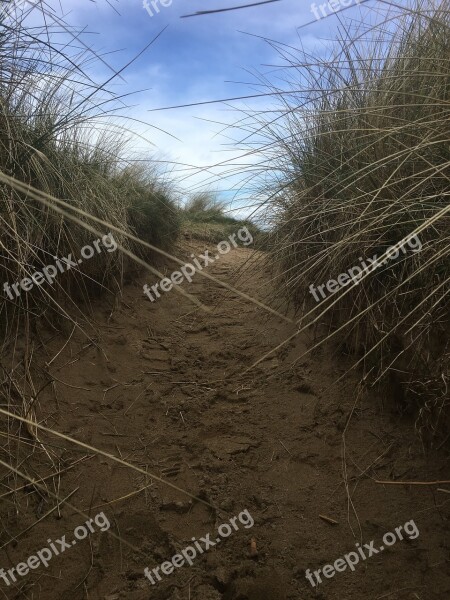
[243,0,449,439]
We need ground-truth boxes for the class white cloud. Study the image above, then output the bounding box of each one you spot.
[16,0,376,216]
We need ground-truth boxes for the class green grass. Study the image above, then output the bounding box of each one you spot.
[181,192,265,245]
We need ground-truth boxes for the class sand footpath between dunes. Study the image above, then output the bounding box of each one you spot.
[1,241,449,600]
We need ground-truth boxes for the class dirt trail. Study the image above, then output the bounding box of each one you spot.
[1,243,449,600]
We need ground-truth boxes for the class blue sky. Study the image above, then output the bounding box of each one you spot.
[18,0,402,215]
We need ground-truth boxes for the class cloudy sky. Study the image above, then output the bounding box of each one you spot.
[16,0,402,215]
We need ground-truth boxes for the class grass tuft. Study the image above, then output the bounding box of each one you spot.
[181,191,265,244]
[0,3,180,344]
[248,1,449,437]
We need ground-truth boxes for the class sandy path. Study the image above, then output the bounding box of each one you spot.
[1,243,449,600]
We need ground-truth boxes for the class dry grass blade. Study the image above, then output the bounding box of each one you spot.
[0,458,142,554]
[181,0,281,19]
[0,406,218,511]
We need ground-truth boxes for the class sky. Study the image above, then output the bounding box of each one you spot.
[13,0,407,217]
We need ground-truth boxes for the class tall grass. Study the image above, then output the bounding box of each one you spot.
[248,1,449,437]
[181,191,264,243]
[0,3,180,345]
[0,0,183,492]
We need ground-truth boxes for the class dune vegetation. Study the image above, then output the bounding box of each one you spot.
[0,0,447,478]
[0,3,449,598]
[250,1,449,437]
[180,192,264,244]
[0,5,180,347]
